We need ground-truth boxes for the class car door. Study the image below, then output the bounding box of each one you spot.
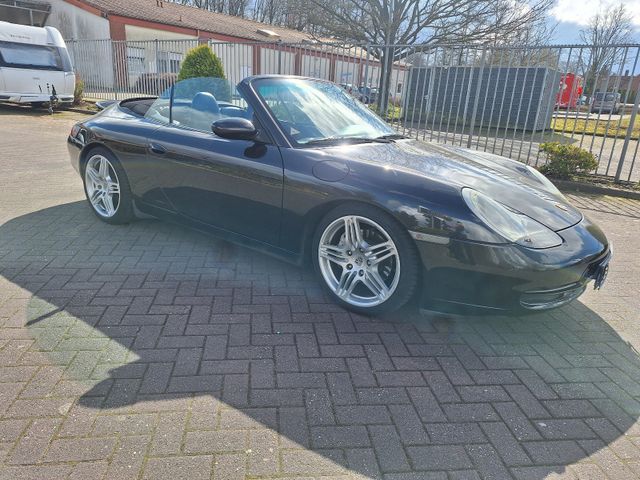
[144,78,284,246]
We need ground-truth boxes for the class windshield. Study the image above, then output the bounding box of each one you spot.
[0,41,70,71]
[253,78,394,145]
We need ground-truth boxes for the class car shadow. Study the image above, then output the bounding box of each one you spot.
[2,201,640,478]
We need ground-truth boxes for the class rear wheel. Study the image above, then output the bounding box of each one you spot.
[312,204,420,315]
[82,148,134,224]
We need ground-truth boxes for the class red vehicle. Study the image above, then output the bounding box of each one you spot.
[556,73,583,109]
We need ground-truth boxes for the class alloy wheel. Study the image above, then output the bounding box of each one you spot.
[318,215,401,307]
[84,155,120,218]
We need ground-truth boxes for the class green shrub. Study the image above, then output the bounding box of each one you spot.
[73,74,84,106]
[178,44,230,101]
[178,45,225,80]
[538,142,598,180]
[368,103,403,121]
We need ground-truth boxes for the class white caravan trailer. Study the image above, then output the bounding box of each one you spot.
[0,21,75,107]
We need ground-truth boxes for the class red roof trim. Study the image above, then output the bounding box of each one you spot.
[63,0,103,16]
[109,14,199,37]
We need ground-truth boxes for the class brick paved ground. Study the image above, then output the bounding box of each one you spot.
[1,103,640,479]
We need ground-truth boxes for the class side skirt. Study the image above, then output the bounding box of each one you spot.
[134,199,304,266]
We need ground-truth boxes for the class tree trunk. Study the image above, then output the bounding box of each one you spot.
[377,46,395,116]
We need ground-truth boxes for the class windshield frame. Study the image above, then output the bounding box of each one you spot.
[248,76,395,148]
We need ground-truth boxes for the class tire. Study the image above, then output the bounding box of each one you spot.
[312,203,420,315]
[82,147,134,224]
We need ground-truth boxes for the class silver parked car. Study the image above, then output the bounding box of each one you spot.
[591,92,621,114]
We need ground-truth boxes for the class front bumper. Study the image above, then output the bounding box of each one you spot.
[414,216,610,314]
[0,93,73,104]
[67,135,83,174]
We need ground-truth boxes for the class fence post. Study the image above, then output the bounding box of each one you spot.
[112,41,119,101]
[466,48,486,149]
[363,46,371,89]
[615,88,640,182]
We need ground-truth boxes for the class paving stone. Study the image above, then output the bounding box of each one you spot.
[522,440,585,464]
[443,403,500,423]
[151,411,187,455]
[335,405,392,425]
[494,402,544,441]
[458,385,511,402]
[370,424,411,472]
[466,444,513,480]
[183,430,246,454]
[7,418,62,465]
[213,452,247,480]
[479,422,532,466]
[281,449,347,475]
[43,437,118,462]
[357,387,410,405]
[407,445,473,470]
[425,422,486,444]
[0,464,72,480]
[247,430,279,476]
[534,419,597,440]
[105,435,149,480]
[346,447,382,479]
[311,426,370,448]
[142,455,213,480]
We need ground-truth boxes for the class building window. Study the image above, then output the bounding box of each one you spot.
[157,51,182,74]
[127,46,145,75]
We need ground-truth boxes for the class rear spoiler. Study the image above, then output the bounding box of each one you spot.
[95,100,118,111]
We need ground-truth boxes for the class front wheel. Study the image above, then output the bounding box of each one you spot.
[312,204,420,315]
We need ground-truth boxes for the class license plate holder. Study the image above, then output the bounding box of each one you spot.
[593,262,609,290]
[593,247,612,290]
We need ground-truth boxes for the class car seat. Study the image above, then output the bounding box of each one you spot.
[192,92,220,114]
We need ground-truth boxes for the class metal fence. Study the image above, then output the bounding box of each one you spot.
[67,39,640,183]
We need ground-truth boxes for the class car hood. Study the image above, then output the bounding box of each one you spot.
[333,139,583,231]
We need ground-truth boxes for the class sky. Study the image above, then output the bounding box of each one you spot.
[549,0,640,43]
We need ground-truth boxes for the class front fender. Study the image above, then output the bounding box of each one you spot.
[279,147,503,255]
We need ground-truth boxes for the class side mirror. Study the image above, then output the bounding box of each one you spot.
[212,117,257,140]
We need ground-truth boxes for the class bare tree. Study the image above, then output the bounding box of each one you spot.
[307,0,554,111]
[227,0,249,16]
[250,0,281,24]
[579,4,635,94]
[175,0,248,15]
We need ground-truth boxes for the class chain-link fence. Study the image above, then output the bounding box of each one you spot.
[66,39,640,183]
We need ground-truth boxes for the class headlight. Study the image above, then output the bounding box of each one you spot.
[526,165,565,198]
[462,188,562,249]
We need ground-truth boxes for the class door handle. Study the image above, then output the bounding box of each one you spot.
[148,143,167,155]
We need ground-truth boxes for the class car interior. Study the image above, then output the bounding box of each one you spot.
[121,91,253,134]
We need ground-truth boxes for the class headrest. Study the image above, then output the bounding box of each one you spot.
[192,92,219,113]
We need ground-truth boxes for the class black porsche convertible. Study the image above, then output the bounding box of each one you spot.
[67,75,611,315]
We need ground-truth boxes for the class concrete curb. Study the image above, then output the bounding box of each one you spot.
[552,178,640,200]
[64,107,97,115]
